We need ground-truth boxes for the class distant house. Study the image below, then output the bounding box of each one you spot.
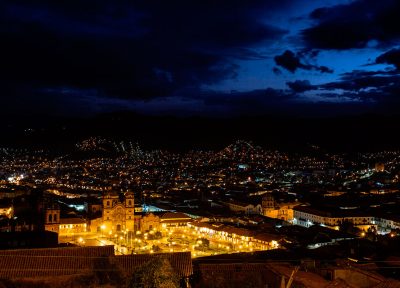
[189,221,280,250]
[252,233,280,250]
[293,205,375,231]
[139,212,161,232]
[0,202,12,218]
[374,214,400,233]
[59,217,87,235]
[160,212,193,228]
[223,200,262,215]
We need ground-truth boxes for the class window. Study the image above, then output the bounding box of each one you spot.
[54,214,57,222]
[128,200,132,206]
[107,201,110,207]
[48,214,52,222]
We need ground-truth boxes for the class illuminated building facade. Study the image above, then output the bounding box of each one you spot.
[293,205,375,231]
[375,162,385,172]
[0,205,13,218]
[261,194,297,222]
[102,192,134,233]
[59,218,87,236]
[44,202,60,234]
[138,213,161,232]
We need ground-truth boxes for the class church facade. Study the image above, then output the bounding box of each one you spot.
[261,194,297,222]
[102,192,135,233]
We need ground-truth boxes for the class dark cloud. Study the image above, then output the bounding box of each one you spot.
[318,66,334,73]
[273,67,282,75]
[320,74,400,92]
[303,0,400,49]
[286,80,314,93]
[340,69,399,78]
[274,51,302,73]
[274,50,333,73]
[0,0,287,104]
[376,48,400,70]
[289,69,400,109]
[2,0,400,118]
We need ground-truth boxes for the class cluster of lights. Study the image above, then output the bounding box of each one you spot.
[7,174,24,184]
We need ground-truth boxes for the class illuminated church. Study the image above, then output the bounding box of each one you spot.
[101,192,135,232]
[261,194,297,222]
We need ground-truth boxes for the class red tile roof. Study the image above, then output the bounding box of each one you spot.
[253,233,280,243]
[113,252,193,277]
[161,212,192,220]
[60,217,86,225]
[0,245,114,257]
[0,246,193,279]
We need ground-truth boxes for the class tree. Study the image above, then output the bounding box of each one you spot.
[152,244,162,253]
[196,238,210,249]
[339,220,360,235]
[148,231,163,240]
[91,256,124,286]
[128,257,180,288]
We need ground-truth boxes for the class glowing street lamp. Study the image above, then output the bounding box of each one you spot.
[100,224,106,237]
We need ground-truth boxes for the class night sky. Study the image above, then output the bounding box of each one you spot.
[2,0,400,118]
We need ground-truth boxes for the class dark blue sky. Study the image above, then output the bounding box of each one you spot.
[2,0,400,117]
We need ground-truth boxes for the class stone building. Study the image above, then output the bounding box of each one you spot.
[261,194,297,222]
[138,213,161,232]
[59,217,87,236]
[44,202,60,234]
[102,192,135,233]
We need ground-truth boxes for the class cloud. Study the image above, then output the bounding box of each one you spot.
[287,68,400,109]
[0,0,288,103]
[273,67,282,75]
[274,51,302,73]
[376,48,400,70]
[320,74,400,92]
[303,0,400,49]
[286,80,314,93]
[274,50,333,73]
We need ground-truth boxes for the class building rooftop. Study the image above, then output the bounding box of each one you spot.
[160,212,192,220]
[294,205,371,218]
[60,217,86,225]
[0,246,193,279]
[114,252,193,277]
